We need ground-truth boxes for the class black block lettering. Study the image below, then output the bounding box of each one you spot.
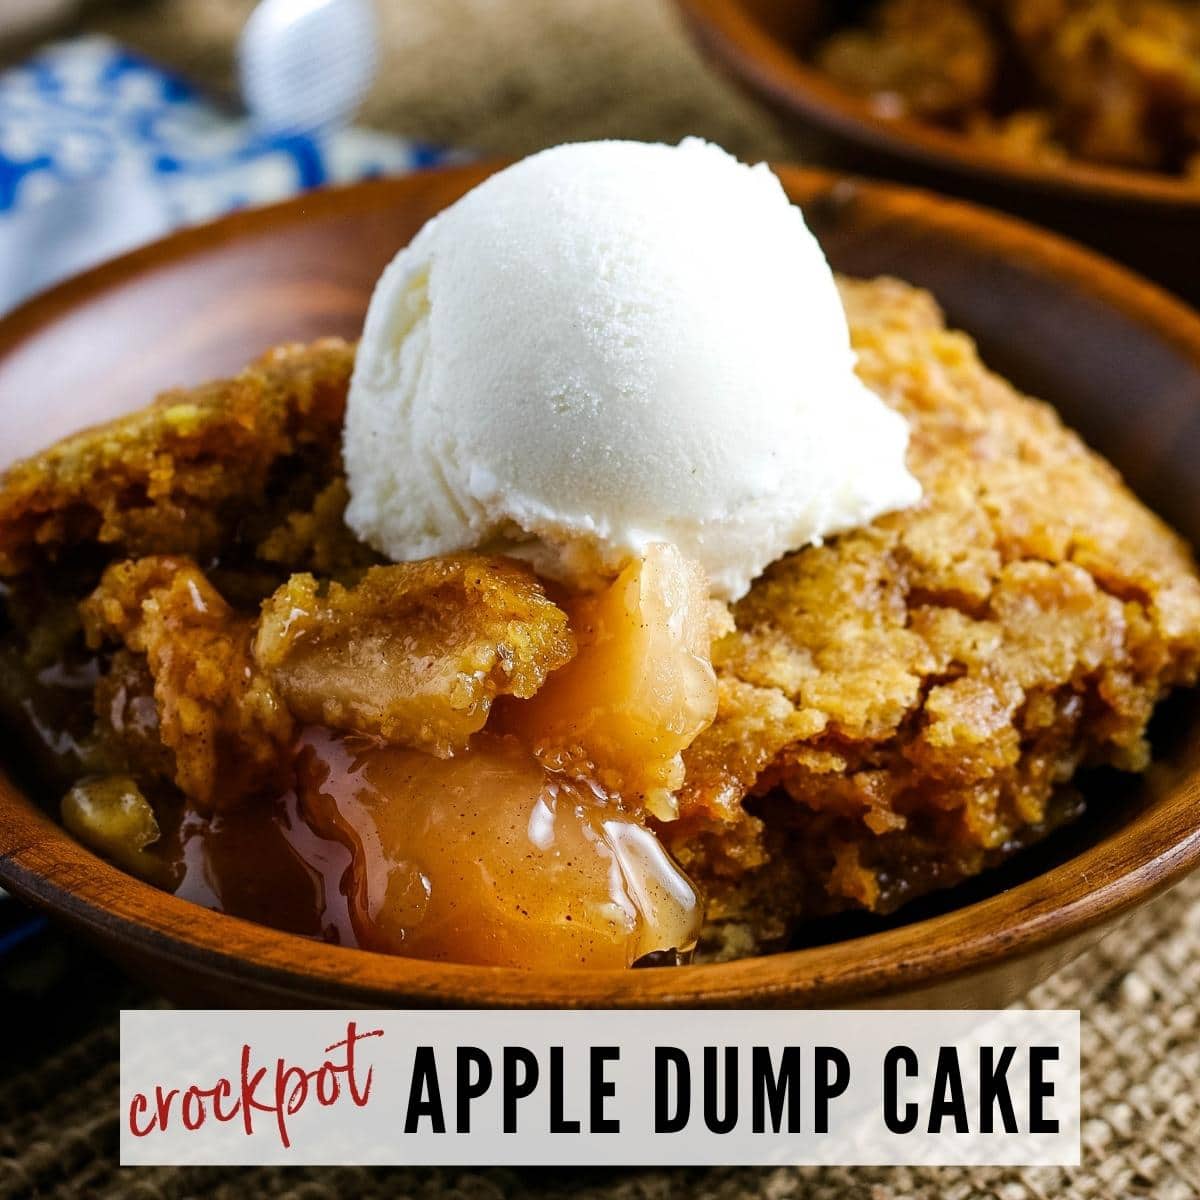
[927,1047,968,1134]
[980,1046,1018,1134]
[813,1047,850,1134]
[1029,1046,1060,1134]
[503,1047,539,1134]
[591,1047,620,1133]
[456,1047,492,1134]
[655,1047,691,1133]
[703,1046,738,1134]
[883,1046,918,1134]
[404,1046,446,1134]
[751,1046,801,1134]
[550,1047,580,1133]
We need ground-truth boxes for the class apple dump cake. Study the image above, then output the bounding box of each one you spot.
[1,140,1198,970]
[813,0,1200,180]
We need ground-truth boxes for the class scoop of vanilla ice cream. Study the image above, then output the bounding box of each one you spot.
[343,138,920,601]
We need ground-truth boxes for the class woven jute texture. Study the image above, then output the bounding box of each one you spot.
[3,1,1197,1195]
[2,871,1198,1199]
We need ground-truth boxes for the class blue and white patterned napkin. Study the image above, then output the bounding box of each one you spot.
[0,35,453,312]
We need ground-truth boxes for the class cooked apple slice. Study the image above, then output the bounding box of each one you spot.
[61,774,170,885]
[505,543,719,817]
[297,729,702,969]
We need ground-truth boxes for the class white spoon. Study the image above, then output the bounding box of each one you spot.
[238,0,379,134]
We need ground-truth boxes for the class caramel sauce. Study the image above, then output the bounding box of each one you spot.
[171,784,355,944]
[167,728,702,970]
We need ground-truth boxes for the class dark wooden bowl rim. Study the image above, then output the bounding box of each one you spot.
[0,165,1199,1007]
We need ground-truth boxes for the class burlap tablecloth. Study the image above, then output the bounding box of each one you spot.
[1,2,1197,1195]
[3,871,1197,1198]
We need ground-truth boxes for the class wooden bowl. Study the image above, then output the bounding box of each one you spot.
[674,0,1200,304]
[1,164,1199,1008]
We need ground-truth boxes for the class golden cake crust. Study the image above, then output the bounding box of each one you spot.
[671,278,1200,941]
[0,339,356,575]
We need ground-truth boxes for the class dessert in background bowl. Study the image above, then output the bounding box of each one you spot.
[1,155,1199,1007]
[815,0,1200,181]
[674,0,1200,303]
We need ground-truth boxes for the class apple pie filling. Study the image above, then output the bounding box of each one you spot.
[17,518,717,968]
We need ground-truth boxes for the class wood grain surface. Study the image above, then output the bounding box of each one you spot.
[1,163,1199,1008]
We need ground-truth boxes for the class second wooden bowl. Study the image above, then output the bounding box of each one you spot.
[675,0,1200,305]
[1,164,1199,1007]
